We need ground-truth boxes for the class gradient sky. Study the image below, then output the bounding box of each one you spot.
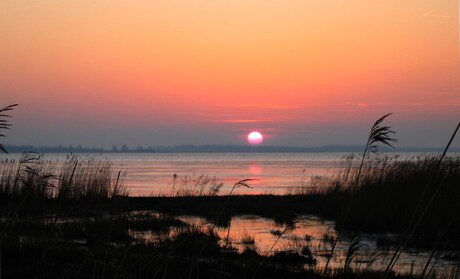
[1,0,459,148]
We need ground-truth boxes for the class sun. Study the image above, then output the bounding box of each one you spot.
[247,131,264,145]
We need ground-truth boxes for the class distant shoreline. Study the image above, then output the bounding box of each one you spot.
[4,144,459,154]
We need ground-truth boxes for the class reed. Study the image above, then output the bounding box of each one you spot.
[0,153,127,202]
[343,234,363,273]
[0,153,128,220]
[384,121,460,277]
[326,154,460,239]
[57,154,128,200]
[0,104,18,154]
[323,113,397,274]
[171,174,223,197]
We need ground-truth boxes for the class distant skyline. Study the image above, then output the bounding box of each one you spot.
[1,1,459,149]
[5,143,459,154]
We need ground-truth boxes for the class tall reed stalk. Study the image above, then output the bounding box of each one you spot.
[323,113,397,275]
[384,121,460,278]
[0,104,16,279]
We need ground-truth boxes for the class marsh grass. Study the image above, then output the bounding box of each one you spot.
[385,122,460,278]
[240,230,256,245]
[343,234,363,273]
[286,174,335,195]
[323,113,398,274]
[0,153,127,209]
[58,154,128,200]
[328,154,460,237]
[171,174,223,197]
[312,152,460,277]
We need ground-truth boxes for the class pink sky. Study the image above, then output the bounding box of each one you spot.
[1,0,459,148]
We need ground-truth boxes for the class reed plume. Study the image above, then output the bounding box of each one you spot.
[0,104,18,154]
[366,113,398,155]
[323,113,397,274]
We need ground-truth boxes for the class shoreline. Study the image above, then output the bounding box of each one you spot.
[3,193,458,251]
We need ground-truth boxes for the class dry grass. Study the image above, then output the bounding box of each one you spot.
[324,113,397,274]
[171,174,223,197]
[0,153,127,205]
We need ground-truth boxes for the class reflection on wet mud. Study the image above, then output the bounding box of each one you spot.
[130,213,460,277]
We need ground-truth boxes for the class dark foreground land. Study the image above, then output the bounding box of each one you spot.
[0,196,434,279]
[1,154,459,278]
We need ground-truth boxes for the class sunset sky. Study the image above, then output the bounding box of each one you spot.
[1,0,459,148]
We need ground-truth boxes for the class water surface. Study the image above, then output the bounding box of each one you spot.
[34,152,346,196]
[8,152,435,196]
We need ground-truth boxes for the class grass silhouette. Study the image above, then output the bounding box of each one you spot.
[0,104,18,154]
[323,113,398,274]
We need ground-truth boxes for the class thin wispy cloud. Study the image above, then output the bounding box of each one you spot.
[260,104,305,110]
[343,102,378,108]
[422,10,450,18]
[422,10,435,17]
[402,52,427,65]
[216,104,306,110]
[212,119,273,123]
[231,127,282,132]
[375,102,392,106]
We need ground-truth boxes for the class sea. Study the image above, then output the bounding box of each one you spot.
[6,152,437,196]
[107,152,344,196]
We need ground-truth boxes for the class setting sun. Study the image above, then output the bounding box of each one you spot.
[248,131,264,145]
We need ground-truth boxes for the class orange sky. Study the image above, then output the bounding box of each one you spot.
[1,0,459,147]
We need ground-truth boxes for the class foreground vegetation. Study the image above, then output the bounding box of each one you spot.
[1,152,460,278]
[3,152,458,246]
[3,211,428,279]
[329,154,460,238]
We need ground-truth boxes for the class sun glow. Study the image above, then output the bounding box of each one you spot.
[247,131,264,145]
[0,1,458,147]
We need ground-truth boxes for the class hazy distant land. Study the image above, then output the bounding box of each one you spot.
[4,144,459,154]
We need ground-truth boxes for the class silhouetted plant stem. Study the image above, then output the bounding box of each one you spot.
[420,175,460,279]
[344,234,363,273]
[150,179,255,279]
[251,221,298,279]
[421,225,449,278]
[225,208,233,247]
[0,239,2,279]
[323,113,397,275]
[188,179,254,278]
[384,121,460,278]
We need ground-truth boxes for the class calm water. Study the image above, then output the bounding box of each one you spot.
[33,152,349,196]
[131,213,459,277]
[8,152,438,196]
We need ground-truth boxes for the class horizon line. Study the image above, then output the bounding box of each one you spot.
[3,143,459,153]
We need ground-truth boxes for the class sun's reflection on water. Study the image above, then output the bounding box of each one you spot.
[248,164,263,175]
[130,213,459,277]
